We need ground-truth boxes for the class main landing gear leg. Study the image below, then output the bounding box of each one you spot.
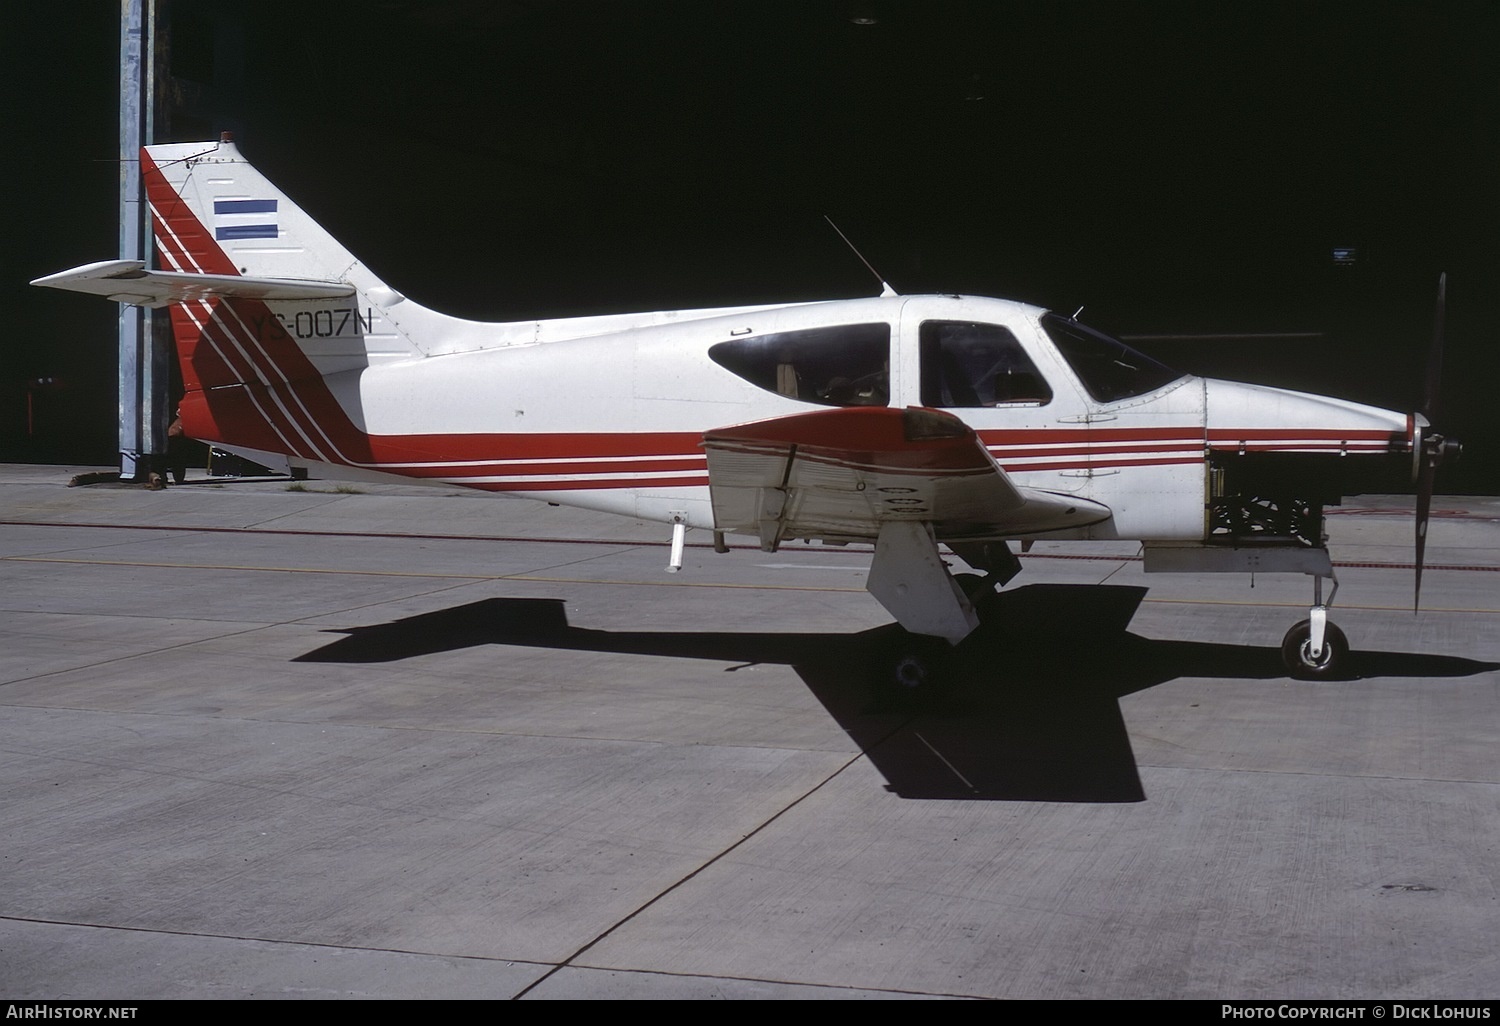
[1281,570,1349,679]
[866,522,978,694]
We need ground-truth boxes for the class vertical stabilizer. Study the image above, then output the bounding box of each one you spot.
[144,138,391,299]
[140,137,424,463]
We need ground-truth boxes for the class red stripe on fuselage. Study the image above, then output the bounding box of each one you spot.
[998,455,1205,472]
[978,427,1200,445]
[464,475,711,493]
[1207,427,1397,442]
[977,426,1396,447]
[376,458,708,480]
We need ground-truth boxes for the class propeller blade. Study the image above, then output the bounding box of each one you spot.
[1424,272,1446,420]
[1414,457,1434,613]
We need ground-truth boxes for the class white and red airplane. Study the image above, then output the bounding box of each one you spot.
[34,136,1459,685]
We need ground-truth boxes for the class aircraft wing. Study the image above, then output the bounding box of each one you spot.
[31,260,355,307]
[703,406,1111,549]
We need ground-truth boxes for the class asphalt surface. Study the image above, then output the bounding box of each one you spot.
[1,465,1497,999]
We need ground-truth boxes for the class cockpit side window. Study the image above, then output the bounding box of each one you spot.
[1040,312,1184,403]
[709,323,890,407]
[919,321,1052,407]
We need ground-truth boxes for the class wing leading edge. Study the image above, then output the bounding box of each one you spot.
[703,406,1111,551]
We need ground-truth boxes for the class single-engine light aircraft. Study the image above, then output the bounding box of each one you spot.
[34,137,1461,684]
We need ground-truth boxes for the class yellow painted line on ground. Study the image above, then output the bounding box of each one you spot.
[1139,595,1500,615]
[7,554,1497,612]
[513,573,861,594]
[0,555,867,594]
[4,555,491,581]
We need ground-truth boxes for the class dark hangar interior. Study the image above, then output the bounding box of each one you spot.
[9,1,1498,492]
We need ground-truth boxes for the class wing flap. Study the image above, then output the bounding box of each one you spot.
[703,407,1110,547]
[31,260,355,307]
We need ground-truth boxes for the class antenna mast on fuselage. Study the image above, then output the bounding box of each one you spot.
[824,215,898,298]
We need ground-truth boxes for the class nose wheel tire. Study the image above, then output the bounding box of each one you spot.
[1281,619,1350,679]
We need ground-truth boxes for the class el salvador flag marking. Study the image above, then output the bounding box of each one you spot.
[214,199,278,240]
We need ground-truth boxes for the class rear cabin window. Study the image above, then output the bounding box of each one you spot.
[919,321,1052,407]
[709,323,890,407]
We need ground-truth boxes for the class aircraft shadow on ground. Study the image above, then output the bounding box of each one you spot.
[295,585,1498,804]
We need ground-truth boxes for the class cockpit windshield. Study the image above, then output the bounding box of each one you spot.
[1040,312,1185,403]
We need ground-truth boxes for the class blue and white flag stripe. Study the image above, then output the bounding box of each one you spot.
[214,199,278,240]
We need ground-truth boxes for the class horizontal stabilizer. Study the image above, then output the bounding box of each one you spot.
[31,260,355,308]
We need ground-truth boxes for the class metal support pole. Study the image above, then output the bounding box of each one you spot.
[119,0,143,479]
[119,0,163,480]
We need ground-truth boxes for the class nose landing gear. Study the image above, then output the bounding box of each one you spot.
[1281,572,1349,679]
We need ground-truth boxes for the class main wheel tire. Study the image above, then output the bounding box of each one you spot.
[892,650,937,690]
[880,634,954,702]
[1281,619,1350,679]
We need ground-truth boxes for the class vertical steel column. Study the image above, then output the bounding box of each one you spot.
[118,0,163,480]
[143,0,168,468]
[118,0,143,478]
